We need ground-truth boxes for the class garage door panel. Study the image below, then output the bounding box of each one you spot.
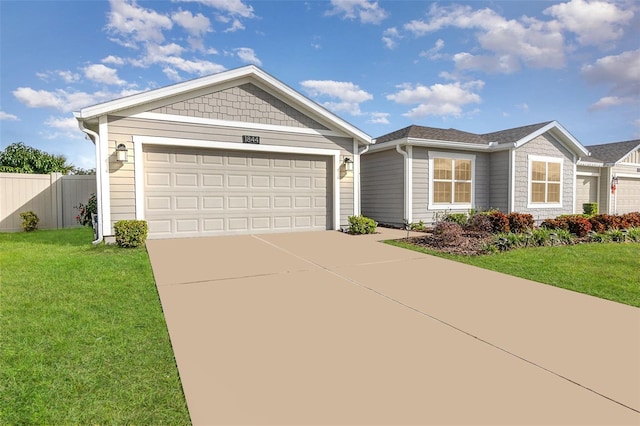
[144,147,332,238]
[617,178,640,214]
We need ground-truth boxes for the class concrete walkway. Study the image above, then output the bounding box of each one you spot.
[147,229,640,425]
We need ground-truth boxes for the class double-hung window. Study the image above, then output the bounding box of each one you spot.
[429,152,475,209]
[528,155,562,208]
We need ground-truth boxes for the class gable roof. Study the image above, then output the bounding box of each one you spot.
[74,65,372,145]
[370,120,589,156]
[582,139,640,164]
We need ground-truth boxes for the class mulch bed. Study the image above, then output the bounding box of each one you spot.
[402,231,494,256]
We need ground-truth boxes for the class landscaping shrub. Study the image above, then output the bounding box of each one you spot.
[433,221,463,245]
[75,193,97,227]
[582,203,598,216]
[466,213,493,234]
[507,212,534,233]
[409,220,427,231]
[627,227,640,242]
[621,212,640,228]
[590,214,623,231]
[541,218,568,231]
[347,215,377,235]
[488,211,510,233]
[113,220,148,248]
[19,211,39,232]
[562,215,593,237]
[441,212,468,226]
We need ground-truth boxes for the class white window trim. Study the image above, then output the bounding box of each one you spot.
[428,151,475,210]
[527,154,563,209]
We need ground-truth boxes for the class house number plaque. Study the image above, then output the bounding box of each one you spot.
[242,135,260,144]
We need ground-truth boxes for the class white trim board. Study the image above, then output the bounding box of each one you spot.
[132,135,342,231]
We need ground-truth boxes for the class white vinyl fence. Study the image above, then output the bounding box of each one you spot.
[0,172,96,232]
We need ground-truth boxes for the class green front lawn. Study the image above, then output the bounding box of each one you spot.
[387,240,640,308]
[0,228,191,425]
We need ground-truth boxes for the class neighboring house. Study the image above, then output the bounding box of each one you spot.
[577,139,640,215]
[361,121,594,226]
[75,66,371,240]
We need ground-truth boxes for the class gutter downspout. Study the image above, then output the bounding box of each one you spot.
[76,119,103,245]
[396,143,412,224]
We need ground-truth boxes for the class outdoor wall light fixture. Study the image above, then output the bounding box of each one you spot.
[116,143,128,162]
[343,157,353,172]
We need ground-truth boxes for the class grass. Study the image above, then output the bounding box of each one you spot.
[386,239,640,308]
[0,228,191,425]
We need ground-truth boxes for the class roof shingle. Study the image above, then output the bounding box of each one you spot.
[583,139,640,163]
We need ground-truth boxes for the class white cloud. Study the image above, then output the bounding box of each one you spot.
[172,9,212,36]
[382,27,401,50]
[178,0,254,18]
[224,18,245,32]
[582,49,640,109]
[234,47,262,65]
[368,112,390,124]
[102,55,126,66]
[45,116,79,132]
[36,70,81,83]
[404,4,566,73]
[420,39,445,60]
[0,111,19,121]
[163,67,182,81]
[300,80,373,116]
[326,0,388,25]
[544,0,634,48]
[13,87,142,113]
[106,0,173,46]
[84,64,126,86]
[387,80,484,118]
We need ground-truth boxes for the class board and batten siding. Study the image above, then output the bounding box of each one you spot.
[361,149,404,225]
[489,150,510,212]
[105,115,356,229]
[513,134,575,220]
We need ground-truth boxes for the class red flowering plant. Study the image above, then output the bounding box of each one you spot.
[75,194,97,227]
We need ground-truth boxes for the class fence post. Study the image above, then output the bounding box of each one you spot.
[50,172,63,229]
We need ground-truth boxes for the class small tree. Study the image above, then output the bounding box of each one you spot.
[0,142,73,174]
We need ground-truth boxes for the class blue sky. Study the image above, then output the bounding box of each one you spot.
[1,0,638,169]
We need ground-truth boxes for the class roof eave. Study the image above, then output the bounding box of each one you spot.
[513,121,589,157]
[74,65,372,145]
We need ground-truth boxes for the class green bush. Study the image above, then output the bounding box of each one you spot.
[19,211,39,232]
[582,203,598,216]
[409,220,427,231]
[113,220,148,248]
[442,212,468,226]
[75,193,97,226]
[347,215,377,235]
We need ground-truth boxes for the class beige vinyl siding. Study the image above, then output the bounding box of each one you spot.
[361,149,404,225]
[489,150,510,212]
[620,149,640,165]
[513,134,574,221]
[610,163,640,214]
[105,113,355,229]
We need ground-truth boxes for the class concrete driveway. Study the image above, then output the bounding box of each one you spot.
[147,229,640,425]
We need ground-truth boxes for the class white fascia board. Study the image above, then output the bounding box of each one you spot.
[577,160,605,167]
[513,121,590,157]
[367,138,510,153]
[130,112,346,139]
[614,142,640,165]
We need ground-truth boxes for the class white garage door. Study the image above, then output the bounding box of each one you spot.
[143,146,332,238]
[616,177,640,214]
[576,176,598,213]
